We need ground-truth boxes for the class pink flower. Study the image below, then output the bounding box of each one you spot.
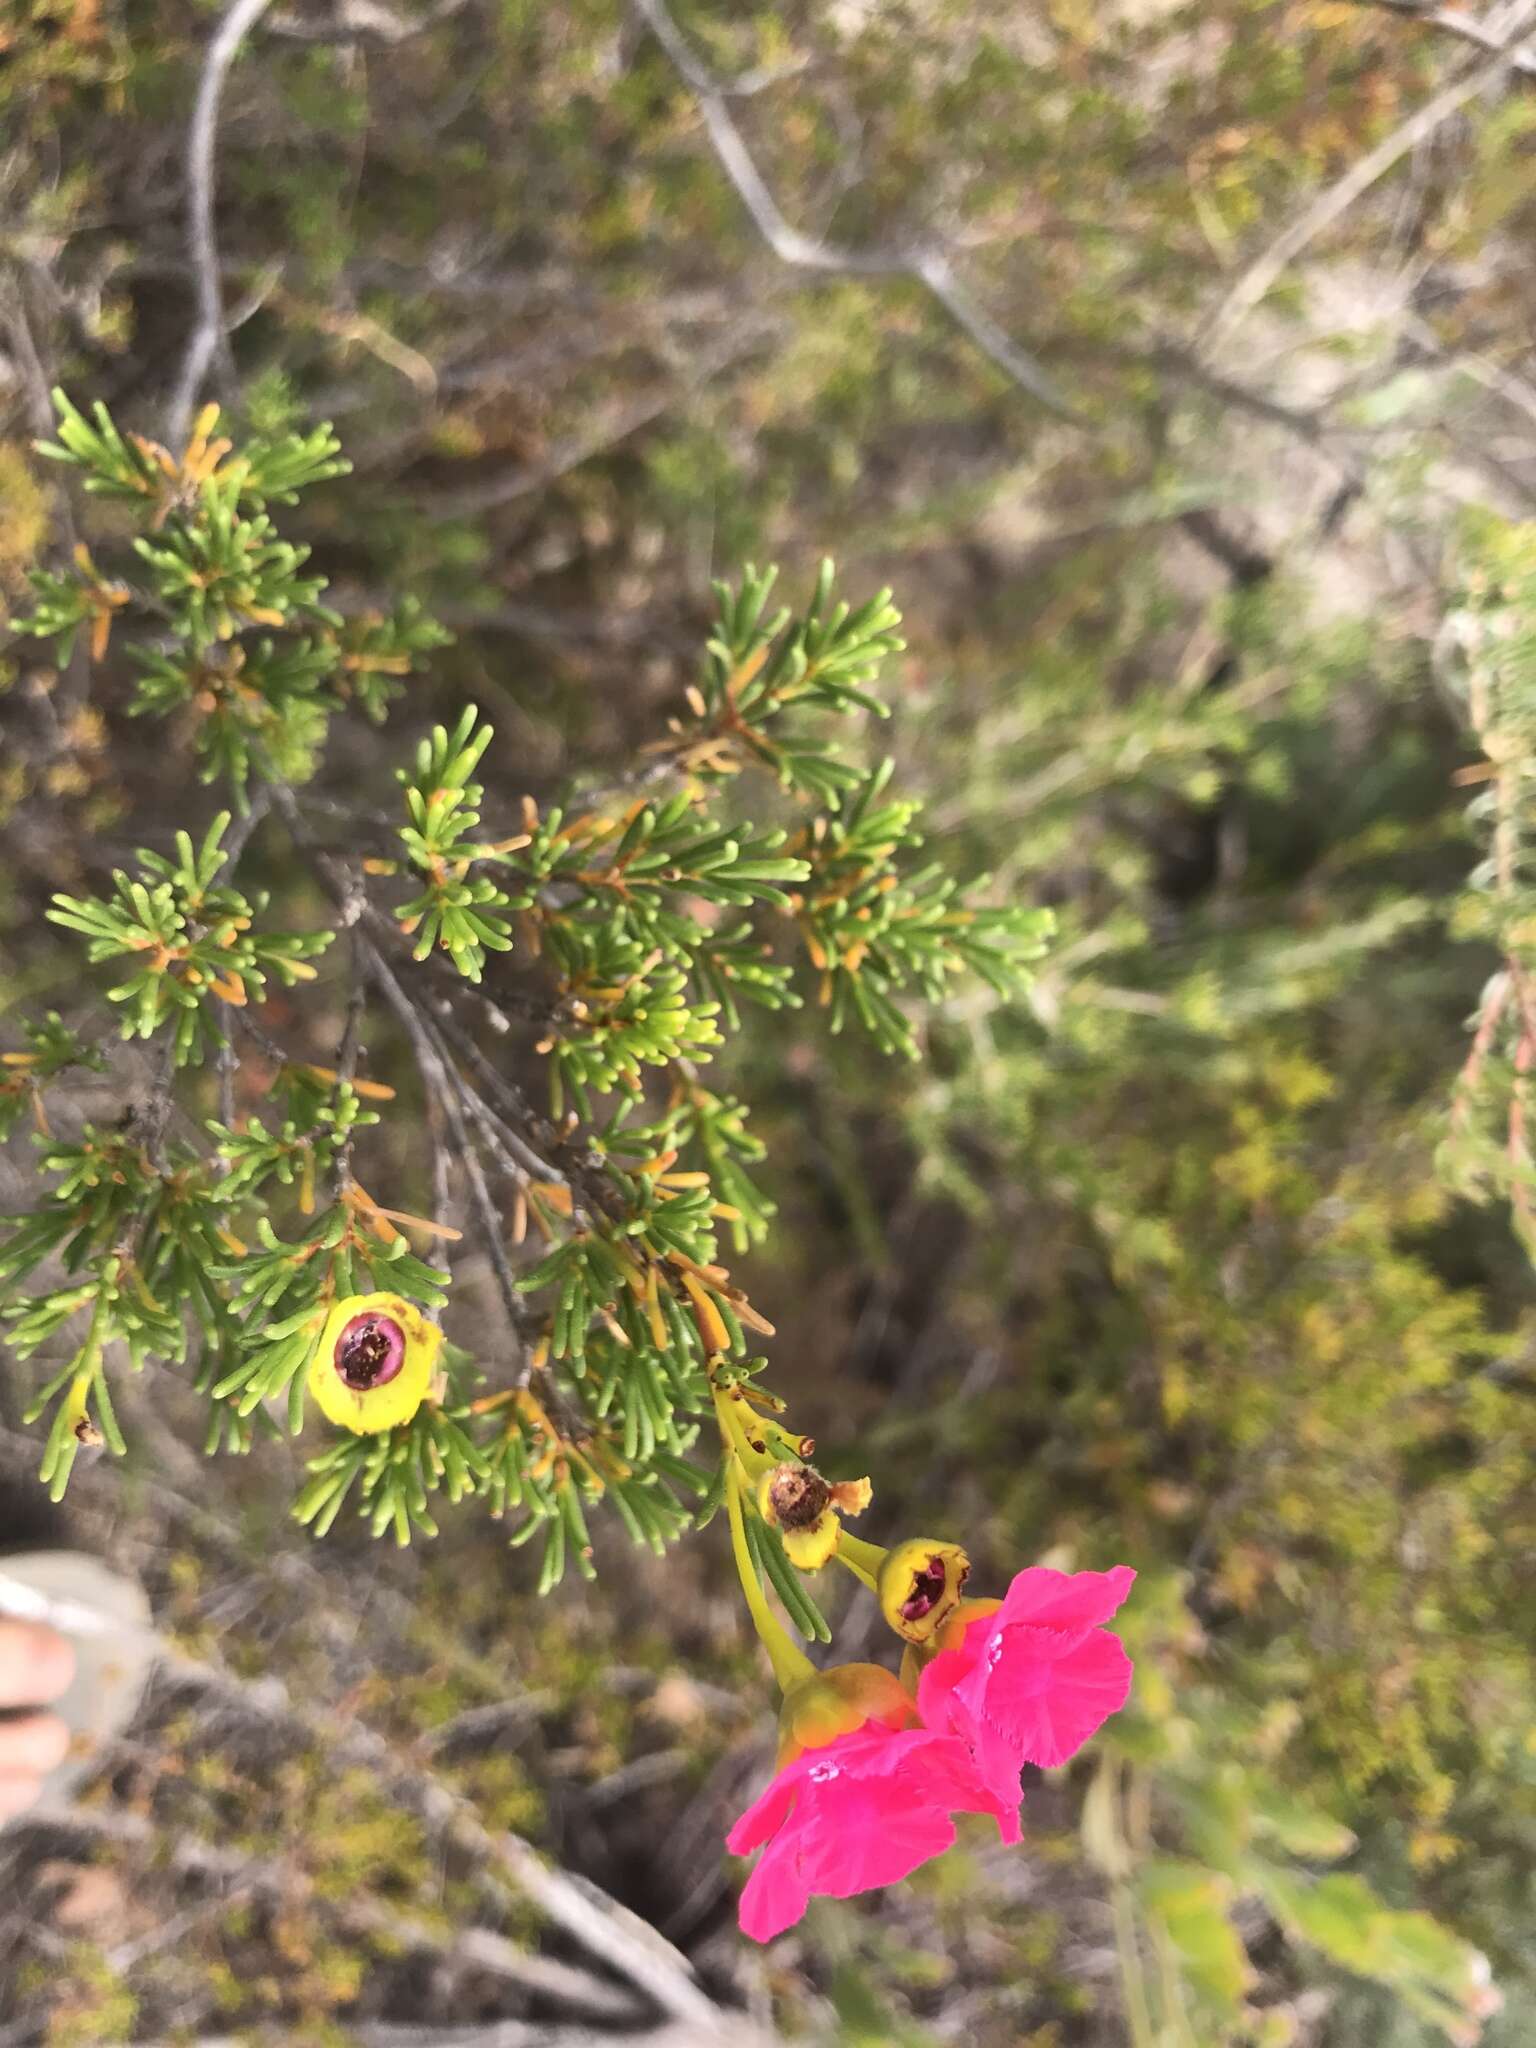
[727,1720,1010,1942]
[917,1565,1135,1825]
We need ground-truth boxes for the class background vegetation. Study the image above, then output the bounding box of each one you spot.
[6,1,1536,2042]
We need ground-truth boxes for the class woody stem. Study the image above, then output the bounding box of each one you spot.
[724,1458,815,1693]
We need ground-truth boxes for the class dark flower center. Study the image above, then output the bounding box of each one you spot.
[767,1462,832,1531]
[900,1552,965,1622]
[334,1312,406,1391]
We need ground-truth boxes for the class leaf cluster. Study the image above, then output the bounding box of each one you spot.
[1,395,1047,1583]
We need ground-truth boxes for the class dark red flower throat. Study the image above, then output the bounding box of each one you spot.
[334,1312,406,1390]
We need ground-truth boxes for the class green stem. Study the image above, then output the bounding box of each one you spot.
[725,1460,815,1693]
[1152,1917,1199,2048]
[1102,1758,1157,2048]
[1111,1877,1158,2048]
[835,1531,889,1583]
[713,1384,776,1481]
[834,1547,880,1593]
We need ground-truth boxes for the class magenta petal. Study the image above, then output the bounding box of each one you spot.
[917,1643,975,1731]
[979,1629,1134,1769]
[728,1718,995,1934]
[727,1769,800,1856]
[912,1727,1024,1838]
[739,1841,811,1942]
[898,1728,991,1808]
[997,1564,1136,1634]
[811,1802,957,1898]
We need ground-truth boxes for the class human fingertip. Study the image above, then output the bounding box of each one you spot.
[0,1622,75,1707]
[0,1770,44,1821]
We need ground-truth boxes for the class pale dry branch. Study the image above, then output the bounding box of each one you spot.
[1343,0,1536,78]
[152,1655,731,2033]
[1204,0,1536,353]
[627,0,1081,421]
[167,0,278,448]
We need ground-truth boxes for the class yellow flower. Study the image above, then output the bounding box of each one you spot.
[306,1291,442,1435]
[777,1661,915,1766]
[877,1538,972,1645]
[757,1461,873,1570]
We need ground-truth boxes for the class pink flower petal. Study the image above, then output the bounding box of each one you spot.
[726,1768,799,1856]
[997,1564,1136,1635]
[804,1795,958,1898]
[739,1842,812,1942]
[917,1645,972,1731]
[916,1565,1137,1789]
[970,1623,1134,1770]
[727,1715,1010,1939]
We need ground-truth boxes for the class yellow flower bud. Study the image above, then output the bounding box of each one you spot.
[757,1461,873,1571]
[877,1538,972,1645]
[306,1291,442,1435]
[777,1661,916,1766]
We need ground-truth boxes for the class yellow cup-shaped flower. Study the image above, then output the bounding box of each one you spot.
[877,1538,973,1646]
[306,1291,442,1435]
[777,1661,916,1766]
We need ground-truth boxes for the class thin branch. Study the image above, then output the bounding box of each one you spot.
[352,933,534,1382]
[353,2026,745,2048]
[627,0,1081,421]
[1342,0,1536,79]
[167,0,277,448]
[161,1656,729,2032]
[1204,0,1536,352]
[0,268,57,441]
[2,264,92,707]
[1406,311,1536,431]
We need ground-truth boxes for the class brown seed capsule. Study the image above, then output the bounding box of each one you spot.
[764,1462,833,1533]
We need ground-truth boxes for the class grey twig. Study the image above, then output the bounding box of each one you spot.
[0,268,58,440]
[1342,0,1536,78]
[1204,0,1536,353]
[627,0,1080,421]
[353,933,533,1382]
[161,1655,729,2032]
[167,0,278,447]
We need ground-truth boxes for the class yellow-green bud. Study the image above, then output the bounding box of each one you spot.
[777,1661,916,1765]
